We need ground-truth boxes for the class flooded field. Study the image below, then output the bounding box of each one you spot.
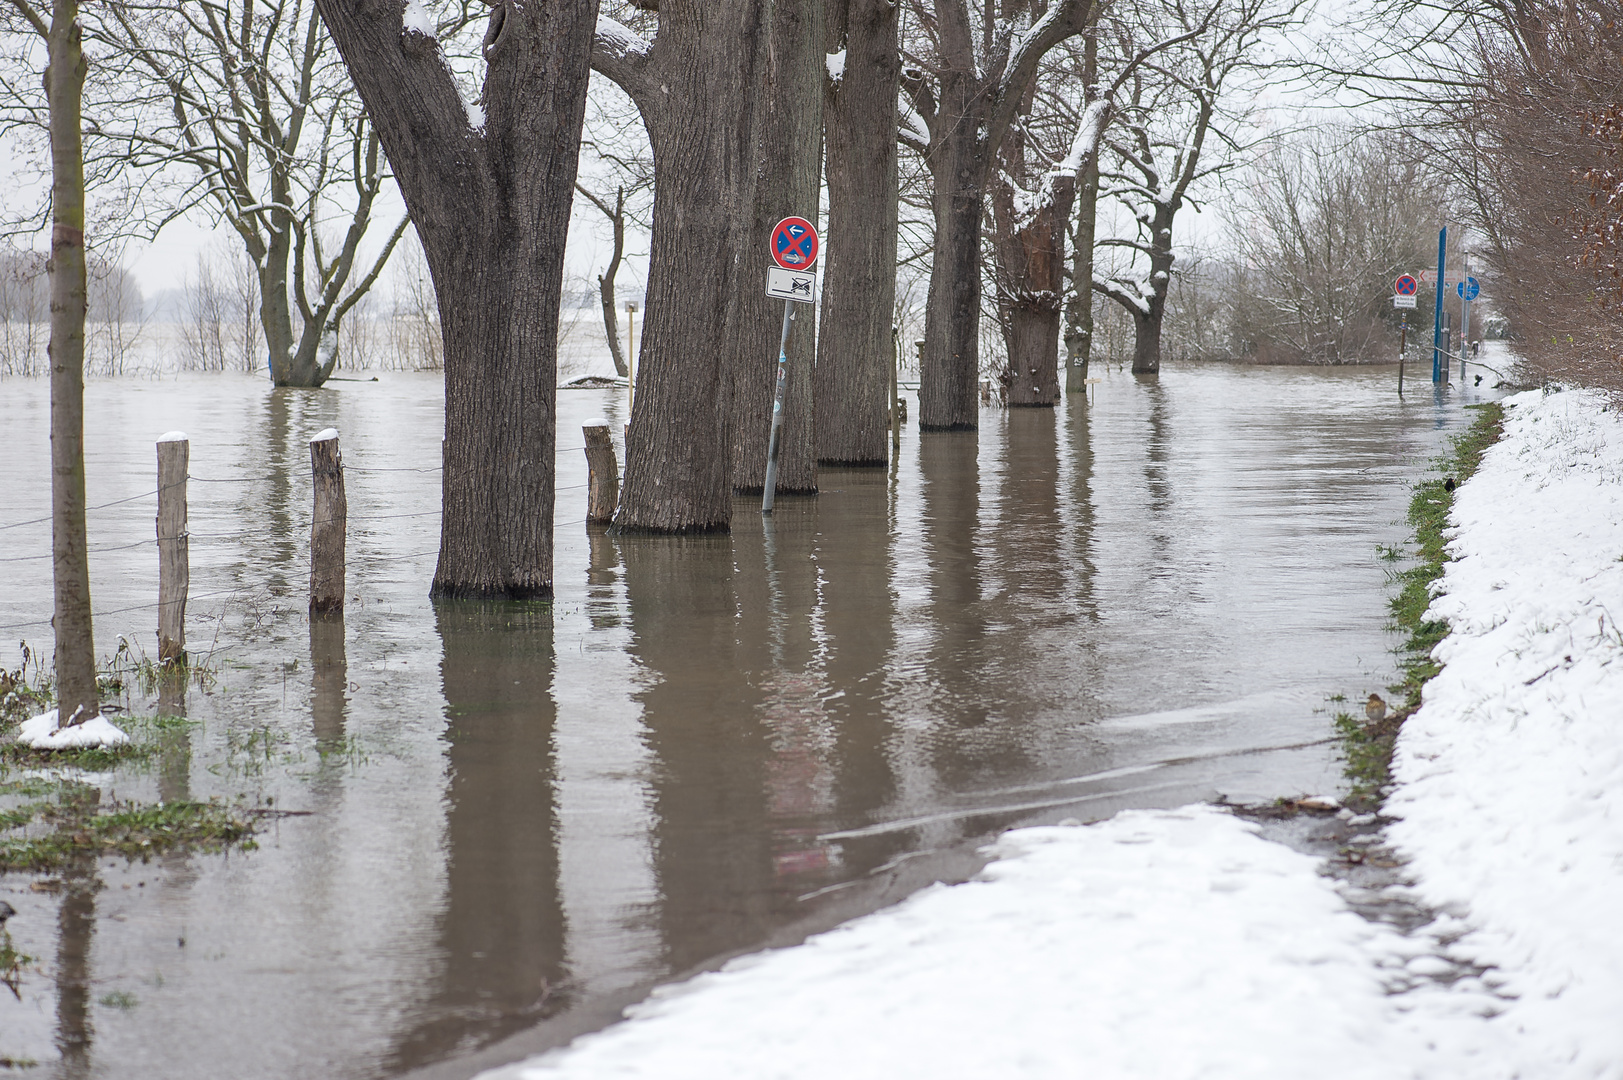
[0,364,1496,1078]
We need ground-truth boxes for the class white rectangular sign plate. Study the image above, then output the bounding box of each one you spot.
[766,266,817,304]
[1392,294,1418,309]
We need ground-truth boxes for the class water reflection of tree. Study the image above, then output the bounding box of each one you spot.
[917,431,1030,790]
[53,798,99,1080]
[805,470,908,871]
[619,533,776,975]
[385,602,566,1071]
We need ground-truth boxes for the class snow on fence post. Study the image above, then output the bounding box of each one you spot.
[156,432,189,664]
[309,429,346,614]
[583,419,619,525]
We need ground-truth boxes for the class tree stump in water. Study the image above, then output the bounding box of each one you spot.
[583,421,619,525]
[309,430,346,614]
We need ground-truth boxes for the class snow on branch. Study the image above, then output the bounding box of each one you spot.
[899,96,932,152]
[1059,99,1110,175]
[595,15,652,61]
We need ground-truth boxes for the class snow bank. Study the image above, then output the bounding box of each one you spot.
[481,807,1503,1080]
[16,708,130,750]
[1384,387,1623,1077]
[471,387,1622,1080]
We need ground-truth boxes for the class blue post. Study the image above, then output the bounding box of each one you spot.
[1432,226,1446,383]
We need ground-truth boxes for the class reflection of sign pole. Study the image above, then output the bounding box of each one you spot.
[1398,313,1406,397]
[1432,226,1447,383]
[762,217,820,515]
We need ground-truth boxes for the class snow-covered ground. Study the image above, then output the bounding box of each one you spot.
[473,386,1622,1080]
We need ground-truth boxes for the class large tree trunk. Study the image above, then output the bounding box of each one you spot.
[1130,202,1175,375]
[920,129,989,430]
[46,0,99,727]
[1064,149,1100,391]
[317,0,595,598]
[990,83,1073,408]
[814,0,898,466]
[1064,25,1101,394]
[728,0,823,496]
[605,2,768,530]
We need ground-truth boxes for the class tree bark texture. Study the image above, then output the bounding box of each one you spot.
[593,1,771,530]
[1065,148,1100,391]
[1129,198,1175,374]
[727,0,823,496]
[583,422,619,524]
[156,436,189,663]
[318,0,596,597]
[990,78,1073,407]
[309,432,346,614]
[46,0,98,726]
[1063,26,1102,393]
[815,0,899,466]
[917,17,992,431]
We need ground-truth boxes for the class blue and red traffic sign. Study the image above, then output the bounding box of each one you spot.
[771,217,819,270]
[1394,274,1418,296]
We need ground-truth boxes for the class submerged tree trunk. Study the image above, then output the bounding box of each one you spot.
[728,0,823,496]
[918,70,991,431]
[593,3,770,530]
[318,0,595,597]
[1064,148,1100,389]
[45,0,99,727]
[999,186,1070,404]
[1130,200,1175,374]
[904,0,1094,430]
[815,0,898,465]
[990,63,1073,408]
[1064,25,1102,393]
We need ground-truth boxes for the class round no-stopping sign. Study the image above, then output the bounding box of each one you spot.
[1394,274,1418,296]
[771,217,819,270]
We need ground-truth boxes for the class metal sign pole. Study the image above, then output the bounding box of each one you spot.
[1432,226,1447,384]
[761,300,795,514]
[1399,313,1406,397]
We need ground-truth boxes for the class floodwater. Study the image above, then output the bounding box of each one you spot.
[0,363,1497,1078]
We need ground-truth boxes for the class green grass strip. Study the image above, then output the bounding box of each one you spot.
[1338,402,1506,805]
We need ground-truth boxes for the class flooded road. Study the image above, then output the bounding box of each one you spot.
[0,364,1496,1077]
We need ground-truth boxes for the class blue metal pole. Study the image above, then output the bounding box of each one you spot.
[1432,226,1446,383]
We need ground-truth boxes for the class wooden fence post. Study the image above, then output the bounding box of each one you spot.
[156,432,189,664]
[309,429,346,613]
[583,419,619,525]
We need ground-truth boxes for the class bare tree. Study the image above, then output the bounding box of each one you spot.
[1455,0,1623,389]
[180,252,230,371]
[317,0,597,598]
[0,1,432,386]
[1091,0,1296,374]
[899,0,1096,429]
[575,78,653,380]
[3,0,98,727]
[1225,129,1437,363]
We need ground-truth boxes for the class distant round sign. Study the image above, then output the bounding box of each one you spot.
[771,216,819,270]
[1394,274,1418,296]
[1456,276,1481,301]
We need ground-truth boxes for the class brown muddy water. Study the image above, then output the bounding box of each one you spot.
[0,365,1497,1077]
